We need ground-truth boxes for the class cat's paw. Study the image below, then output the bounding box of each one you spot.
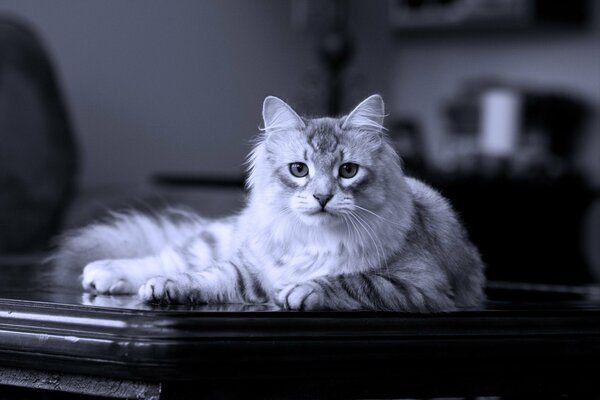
[138,275,192,304]
[82,260,138,294]
[277,282,324,311]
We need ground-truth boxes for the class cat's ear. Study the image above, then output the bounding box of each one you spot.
[342,94,385,132]
[262,96,306,133]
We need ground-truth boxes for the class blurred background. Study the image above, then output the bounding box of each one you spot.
[0,0,598,290]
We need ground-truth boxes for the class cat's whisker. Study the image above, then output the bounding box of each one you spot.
[350,210,390,277]
[348,211,383,272]
[352,205,402,227]
[352,206,404,276]
[344,213,368,269]
[353,215,379,272]
[274,207,292,220]
[341,215,356,245]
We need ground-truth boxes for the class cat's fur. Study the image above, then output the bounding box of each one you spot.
[50,95,485,311]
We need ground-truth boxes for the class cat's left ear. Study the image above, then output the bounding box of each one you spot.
[342,94,385,132]
[262,96,306,133]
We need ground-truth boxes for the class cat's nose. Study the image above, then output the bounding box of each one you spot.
[313,194,333,209]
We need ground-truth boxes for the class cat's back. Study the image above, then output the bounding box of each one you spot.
[404,177,463,238]
[404,177,486,307]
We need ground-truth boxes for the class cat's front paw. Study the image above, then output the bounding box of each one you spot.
[277,282,324,311]
[139,275,193,304]
[82,260,138,294]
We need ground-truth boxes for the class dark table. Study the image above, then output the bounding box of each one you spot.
[1,262,600,399]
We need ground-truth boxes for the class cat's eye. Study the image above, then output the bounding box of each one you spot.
[289,162,309,177]
[339,163,359,179]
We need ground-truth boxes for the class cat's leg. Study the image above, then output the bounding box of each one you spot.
[82,230,225,294]
[79,214,239,295]
[138,261,270,305]
[82,247,192,294]
[276,263,456,312]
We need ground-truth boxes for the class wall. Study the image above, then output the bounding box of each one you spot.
[0,0,318,189]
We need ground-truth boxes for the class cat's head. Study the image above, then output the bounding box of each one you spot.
[248,95,404,229]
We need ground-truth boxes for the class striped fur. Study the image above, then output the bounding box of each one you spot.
[50,95,485,311]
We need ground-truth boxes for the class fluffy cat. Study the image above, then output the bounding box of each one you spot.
[51,95,485,311]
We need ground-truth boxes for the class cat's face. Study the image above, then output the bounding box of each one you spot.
[251,95,401,229]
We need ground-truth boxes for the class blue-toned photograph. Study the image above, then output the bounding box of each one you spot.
[0,1,598,398]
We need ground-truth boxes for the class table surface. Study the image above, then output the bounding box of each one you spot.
[1,261,600,398]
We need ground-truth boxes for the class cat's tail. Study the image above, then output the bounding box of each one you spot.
[46,208,207,290]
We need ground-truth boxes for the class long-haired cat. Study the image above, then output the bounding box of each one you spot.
[51,95,485,311]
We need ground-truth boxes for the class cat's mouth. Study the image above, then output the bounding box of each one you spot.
[294,208,343,226]
[307,208,332,216]
[304,209,343,223]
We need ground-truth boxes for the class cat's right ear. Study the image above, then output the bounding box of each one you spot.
[262,96,306,133]
[342,94,386,133]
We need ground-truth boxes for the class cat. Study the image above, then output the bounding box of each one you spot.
[50,94,485,311]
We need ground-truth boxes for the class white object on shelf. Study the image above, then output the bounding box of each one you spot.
[479,88,522,157]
